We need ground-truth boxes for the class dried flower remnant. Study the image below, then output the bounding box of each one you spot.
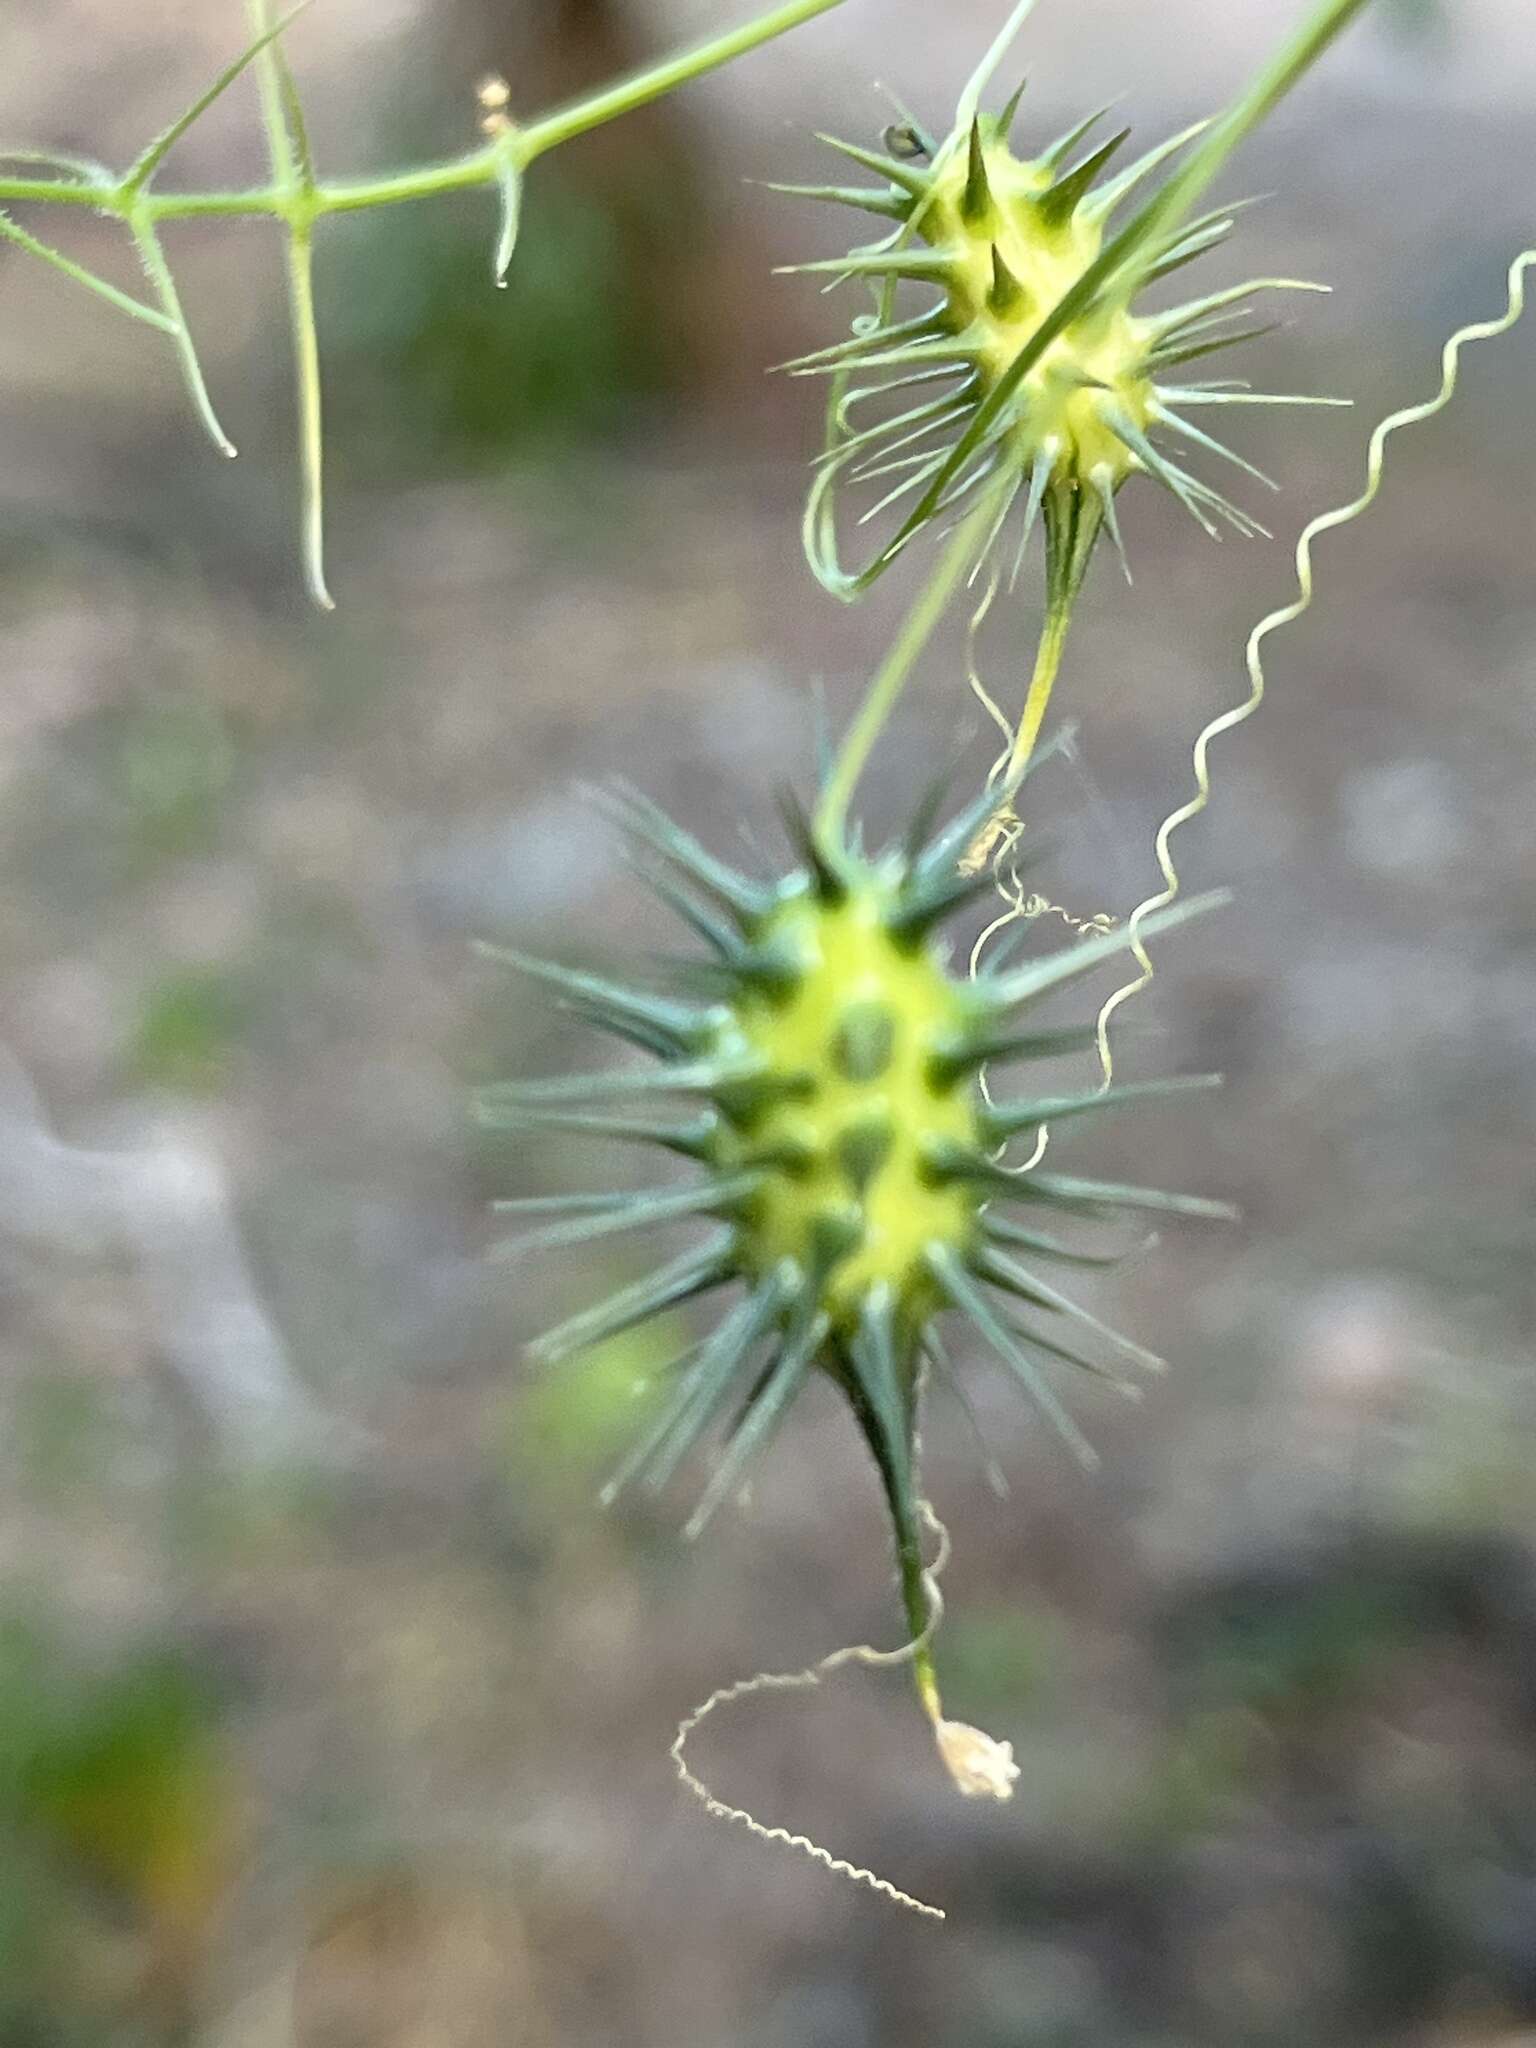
[935,1718,1022,1800]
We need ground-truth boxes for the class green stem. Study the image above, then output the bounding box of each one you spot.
[245,0,332,607]
[1005,603,1070,785]
[898,1526,944,1725]
[816,473,1013,845]
[250,18,298,191]
[129,207,237,455]
[286,223,331,610]
[518,0,847,162]
[121,2,312,200]
[0,208,176,329]
[0,177,102,209]
[0,0,847,221]
[849,1372,946,1726]
[1114,0,1374,302]
[117,169,467,220]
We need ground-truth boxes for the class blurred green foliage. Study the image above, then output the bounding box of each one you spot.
[326,175,675,475]
[499,1303,682,1500]
[127,967,245,1091]
[1133,1706,1261,1843]
[18,690,237,915]
[11,1649,222,1904]
[14,1371,111,1506]
[1178,1575,1419,1719]
[111,698,234,861]
[938,1601,1067,1721]
[0,1616,240,2042]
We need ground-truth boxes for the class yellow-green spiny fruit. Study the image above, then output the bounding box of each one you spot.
[480,780,1229,1695]
[781,26,1344,763]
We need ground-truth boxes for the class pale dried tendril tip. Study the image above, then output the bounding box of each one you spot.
[933,1718,1021,1801]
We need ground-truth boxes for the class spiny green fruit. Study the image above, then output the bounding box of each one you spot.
[781,67,1344,719]
[480,779,1230,1702]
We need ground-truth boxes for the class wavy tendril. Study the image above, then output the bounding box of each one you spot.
[1093,248,1536,1088]
[671,1500,954,1922]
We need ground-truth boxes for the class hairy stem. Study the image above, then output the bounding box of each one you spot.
[244,0,333,603]
[517,0,848,162]
[0,0,847,223]
[0,208,176,329]
[128,207,237,455]
[0,0,846,604]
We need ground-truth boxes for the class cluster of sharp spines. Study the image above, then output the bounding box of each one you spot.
[925,1242,1099,1466]
[780,77,1349,597]
[488,784,1232,1532]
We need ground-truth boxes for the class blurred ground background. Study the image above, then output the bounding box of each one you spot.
[1,0,1534,2043]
